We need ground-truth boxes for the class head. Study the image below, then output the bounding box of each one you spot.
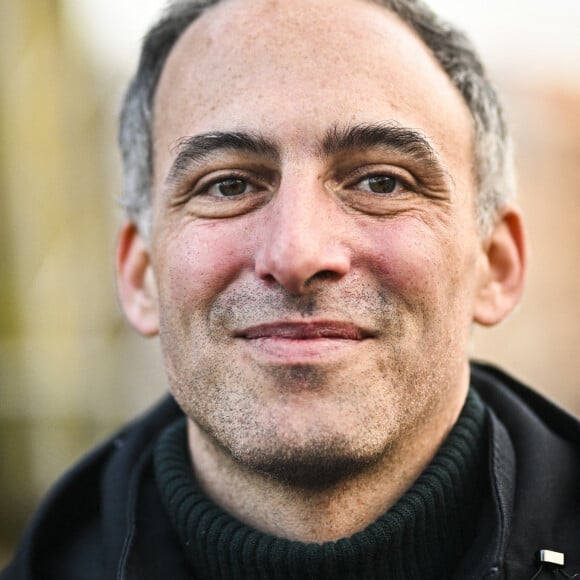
[116,0,525,487]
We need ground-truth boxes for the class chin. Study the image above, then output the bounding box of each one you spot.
[225,432,387,490]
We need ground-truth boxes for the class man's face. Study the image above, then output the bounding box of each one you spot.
[147,0,488,484]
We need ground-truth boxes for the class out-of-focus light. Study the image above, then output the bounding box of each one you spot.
[429,0,580,81]
[63,0,167,75]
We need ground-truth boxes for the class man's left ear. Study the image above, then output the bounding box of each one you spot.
[474,206,527,326]
[116,221,160,336]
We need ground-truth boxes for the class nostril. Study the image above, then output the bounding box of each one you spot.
[259,272,279,286]
[304,270,342,288]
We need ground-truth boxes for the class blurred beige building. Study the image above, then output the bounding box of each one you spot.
[0,0,578,567]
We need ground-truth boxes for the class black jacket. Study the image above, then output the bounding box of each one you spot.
[2,363,579,580]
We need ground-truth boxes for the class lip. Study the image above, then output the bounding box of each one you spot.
[234,320,372,363]
[237,320,372,340]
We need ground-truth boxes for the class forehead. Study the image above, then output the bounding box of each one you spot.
[152,0,474,186]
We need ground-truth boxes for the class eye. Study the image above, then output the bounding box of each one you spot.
[355,174,401,195]
[209,178,250,197]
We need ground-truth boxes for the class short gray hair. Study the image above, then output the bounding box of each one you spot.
[119,0,515,239]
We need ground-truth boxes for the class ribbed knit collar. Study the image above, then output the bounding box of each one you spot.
[154,389,488,580]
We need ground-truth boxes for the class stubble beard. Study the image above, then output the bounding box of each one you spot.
[161,282,462,491]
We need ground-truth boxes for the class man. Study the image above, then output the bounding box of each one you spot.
[2,0,579,578]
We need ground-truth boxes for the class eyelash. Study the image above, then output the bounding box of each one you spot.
[199,172,258,196]
[177,166,416,206]
[346,167,415,195]
[171,171,264,206]
[352,173,408,195]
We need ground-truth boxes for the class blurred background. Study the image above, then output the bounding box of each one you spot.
[0,0,578,566]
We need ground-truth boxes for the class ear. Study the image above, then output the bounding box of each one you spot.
[473,206,527,327]
[116,221,159,336]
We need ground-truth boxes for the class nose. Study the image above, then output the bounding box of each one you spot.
[254,181,351,294]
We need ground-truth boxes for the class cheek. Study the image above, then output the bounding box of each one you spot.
[155,221,251,311]
[359,219,449,296]
[357,216,482,325]
[359,218,481,354]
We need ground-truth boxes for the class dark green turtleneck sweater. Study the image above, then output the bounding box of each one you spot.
[154,389,488,580]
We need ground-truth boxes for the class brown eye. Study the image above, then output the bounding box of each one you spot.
[366,175,397,194]
[217,178,248,197]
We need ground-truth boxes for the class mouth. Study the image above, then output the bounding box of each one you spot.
[234,320,373,363]
[238,321,371,340]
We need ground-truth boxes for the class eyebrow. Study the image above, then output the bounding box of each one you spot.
[165,122,449,186]
[166,132,280,185]
[321,122,448,179]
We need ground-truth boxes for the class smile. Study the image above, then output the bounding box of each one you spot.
[235,321,372,363]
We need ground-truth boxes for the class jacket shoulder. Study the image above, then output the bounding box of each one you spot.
[470,361,580,444]
[470,362,580,572]
[1,396,182,580]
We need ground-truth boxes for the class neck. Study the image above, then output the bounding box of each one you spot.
[186,387,467,543]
